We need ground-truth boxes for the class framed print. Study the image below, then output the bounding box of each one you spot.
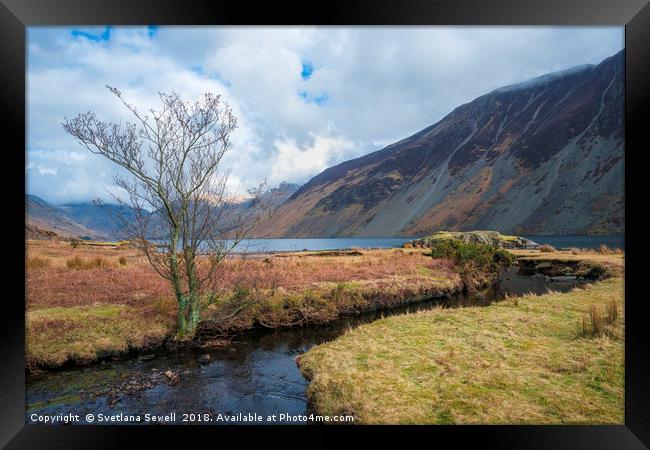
[2,0,649,447]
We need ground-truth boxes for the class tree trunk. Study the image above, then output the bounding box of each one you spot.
[175,293,200,339]
[177,295,189,337]
[180,248,201,338]
[187,294,201,336]
[169,229,194,339]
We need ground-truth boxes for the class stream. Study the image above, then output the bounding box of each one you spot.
[26,266,583,425]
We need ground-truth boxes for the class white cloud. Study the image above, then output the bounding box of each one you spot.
[27,26,624,204]
[269,135,355,185]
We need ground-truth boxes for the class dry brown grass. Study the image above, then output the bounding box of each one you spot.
[539,244,556,252]
[27,239,142,267]
[576,299,620,339]
[213,249,455,290]
[26,256,50,269]
[27,265,172,309]
[66,256,115,270]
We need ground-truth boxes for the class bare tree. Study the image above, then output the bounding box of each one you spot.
[63,86,269,338]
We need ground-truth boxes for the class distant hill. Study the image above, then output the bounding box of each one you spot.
[26,182,301,240]
[26,194,100,239]
[57,202,138,239]
[254,50,624,237]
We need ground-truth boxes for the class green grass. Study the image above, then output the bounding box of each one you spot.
[297,277,624,424]
[26,304,172,368]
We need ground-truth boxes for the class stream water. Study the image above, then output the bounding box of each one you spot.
[26,267,583,425]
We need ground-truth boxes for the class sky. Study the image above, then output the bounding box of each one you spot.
[27,26,624,205]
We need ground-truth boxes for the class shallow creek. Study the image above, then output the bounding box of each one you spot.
[26,267,582,424]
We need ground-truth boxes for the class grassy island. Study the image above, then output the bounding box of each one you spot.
[297,250,624,424]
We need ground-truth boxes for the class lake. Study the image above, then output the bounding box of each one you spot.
[231,235,624,253]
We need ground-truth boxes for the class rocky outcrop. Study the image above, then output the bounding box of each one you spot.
[406,231,534,249]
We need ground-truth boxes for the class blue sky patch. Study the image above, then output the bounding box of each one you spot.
[70,26,111,42]
[299,90,329,106]
[301,61,314,80]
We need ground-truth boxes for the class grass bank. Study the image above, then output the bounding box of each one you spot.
[297,252,624,424]
[26,240,473,370]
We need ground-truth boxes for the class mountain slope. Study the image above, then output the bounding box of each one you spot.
[26,195,101,239]
[255,50,624,237]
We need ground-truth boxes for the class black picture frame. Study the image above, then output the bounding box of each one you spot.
[2,0,648,447]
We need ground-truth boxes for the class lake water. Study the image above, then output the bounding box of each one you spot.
[231,235,624,253]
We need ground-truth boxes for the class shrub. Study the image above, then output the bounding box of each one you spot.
[26,256,50,269]
[402,242,413,249]
[429,239,514,277]
[539,244,555,253]
[69,239,80,249]
[118,256,127,266]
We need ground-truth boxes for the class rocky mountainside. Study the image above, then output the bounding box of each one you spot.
[255,50,624,237]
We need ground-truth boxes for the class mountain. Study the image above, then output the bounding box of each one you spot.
[254,50,624,237]
[26,195,100,239]
[26,182,302,240]
[57,202,138,239]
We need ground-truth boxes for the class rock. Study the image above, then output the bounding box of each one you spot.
[163,369,180,385]
[198,354,211,364]
[559,267,575,275]
[549,276,578,282]
[534,262,552,269]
